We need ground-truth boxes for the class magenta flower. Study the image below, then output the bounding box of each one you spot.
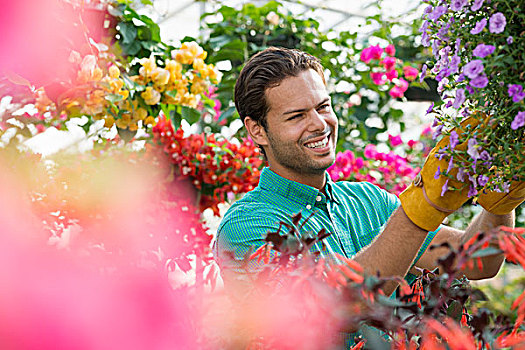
[385,44,396,56]
[370,72,386,85]
[511,111,525,130]
[369,45,383,60]
[388,134,403,147]
[450,0,468,11]
[453,88,466,109]
[489,12,506,33]
[381,56,396,71]
[470,74,488,88]
[463,60,484,78]
[364,144,377,158]
[403,66,419,81]
[471,0,484,11]
[470,18,487,34]
[472,44,495,58]
[389,86,404,98]
[386,69,398,81]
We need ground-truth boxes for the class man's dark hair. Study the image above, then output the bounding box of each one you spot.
[234,47,325,131]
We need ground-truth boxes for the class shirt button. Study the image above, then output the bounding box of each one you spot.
[316,195,322,202]
[306,204,312,210]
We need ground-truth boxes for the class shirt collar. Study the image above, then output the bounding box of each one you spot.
[258,167,339,207]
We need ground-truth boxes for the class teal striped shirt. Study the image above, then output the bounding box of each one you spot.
[215,167,438,284]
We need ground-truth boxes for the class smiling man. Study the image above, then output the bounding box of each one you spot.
[215,47,519,296]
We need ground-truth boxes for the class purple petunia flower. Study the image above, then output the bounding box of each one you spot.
[420,64,428,83]
[468,186,478,197]
[447,156,454,173]
[470,18,487,34]
[511,111,525,130]
[449,130,459,149]
[473,44,495,58]
[451,0,468,11]
[435,166,441,179]
[470,74,489,88]
[426,102,434,114]
[424,5,433,14]
[508,84,522,96]
[471,0,484,11]
[507,36,514,44]
[466,85,475,94]
[478,175,489,187]
[489,12,506,33]
[508,84,525,103]
[441,179,450,197]
[445,100,454,108]
[429,5,448,21]
[480,150,491,161]
[457,167,466,182]
[463,60,484,79]
[467,138,480,160]
[433,124,444,140]
[456,73,465,82]
[453,88,466,109]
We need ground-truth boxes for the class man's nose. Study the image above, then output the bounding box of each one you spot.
[307,110,328,131]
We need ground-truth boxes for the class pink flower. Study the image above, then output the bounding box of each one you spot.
[361,45,383,63]
[385,44,396,56]
[407,140,417,148]
[364,144,377,159]
[403,66,419,81]
[355,157,364,169]
[398,78,409,91]
[369,45,383,60]
[386,69,398,81]
[371,72,386,85]
[389,86,405,98]
[388,134,403,147]
[381,56,396,71]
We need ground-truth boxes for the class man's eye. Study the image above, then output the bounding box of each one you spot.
[318,104,331,112]
[287,114,302,121]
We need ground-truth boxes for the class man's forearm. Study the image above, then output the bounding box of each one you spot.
[460,209,514,279]
[352,206,430,295]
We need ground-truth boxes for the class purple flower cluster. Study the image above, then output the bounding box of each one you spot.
[489,12,506,33]
[472,44,495,58]
[511,111,525,130]
[508,84,525,103]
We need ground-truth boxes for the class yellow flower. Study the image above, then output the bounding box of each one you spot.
[151,67,170,86]
[143,116,156,127]
[104,115,115,128]
[133,107,148,121]
[139,57,157,78]
[116,118,128,129]
[141,86,161,105]
[165,59,183,81]
[108,65,120,79]
[190,78,208,95]
[173,41,207,65]
[193,58,206,72]
[128,123,138,132]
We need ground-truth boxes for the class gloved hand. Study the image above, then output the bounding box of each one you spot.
[477,181,525,215]
[399,118,481,232]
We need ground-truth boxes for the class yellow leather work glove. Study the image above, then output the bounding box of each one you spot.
[399,118,481,232]
[477,181,525,215]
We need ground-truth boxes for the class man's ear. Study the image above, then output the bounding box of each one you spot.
[244,117,268,147]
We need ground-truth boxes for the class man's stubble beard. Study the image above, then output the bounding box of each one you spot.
[265,129,336,176]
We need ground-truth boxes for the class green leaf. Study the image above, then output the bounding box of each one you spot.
[123,41,141,56]
[447,300,463,321]
[181,106,201,124]
[471,247,502,258]
[105,93,124,103]
[118,21,137,44]
[218,106,237,123]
